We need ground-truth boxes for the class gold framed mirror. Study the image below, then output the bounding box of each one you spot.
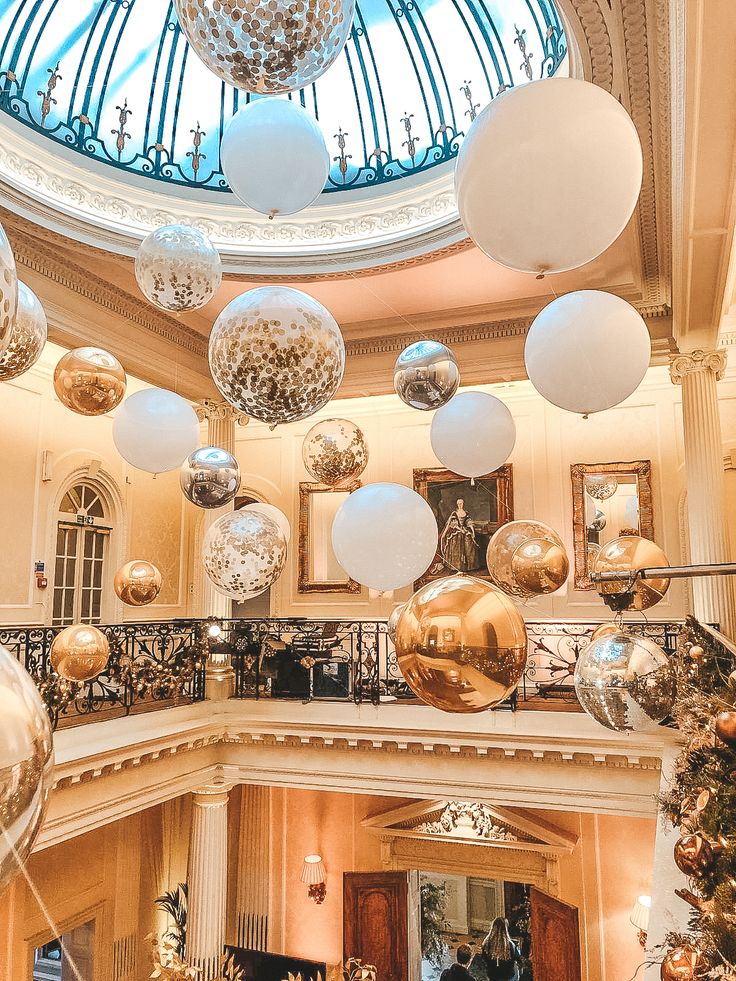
[298,481,361,594]
[570,460,654,589]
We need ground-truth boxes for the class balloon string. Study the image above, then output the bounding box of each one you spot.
[1,828,86,981]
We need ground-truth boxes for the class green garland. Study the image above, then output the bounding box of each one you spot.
[658,616,736,976]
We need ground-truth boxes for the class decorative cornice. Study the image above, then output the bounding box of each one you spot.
[669,348,728,384]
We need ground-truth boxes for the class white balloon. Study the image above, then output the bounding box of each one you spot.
[430,391,516,479]
[524,290,651,415]
[455,77,643,274]
[331,483,438,592]
[113,388,200,473]
[243,502,291,544]
[222,100,329,217]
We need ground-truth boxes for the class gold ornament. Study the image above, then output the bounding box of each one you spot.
[208,286,345,426]
[0,644,54,895]
[660,946,709,981]
[50,624,110,682]
[135,224,222,313]
[574,631,676,732]
[173,0,355,94]
[53,347,127,416]
[0,220,18,355]
[674,834,717,877]
[590,622,621,642]
[114,560,163,607]
[0,282,47,380]
[593,535,670,611]
[202,509,287,600]
[486,520,568,598]
[395,575,528,713]
[302,418,368,485]
[688,645,705,661]
[714,711,736,747]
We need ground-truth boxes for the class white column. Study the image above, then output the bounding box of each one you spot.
[187,780,230,981]
[670,349,736,638]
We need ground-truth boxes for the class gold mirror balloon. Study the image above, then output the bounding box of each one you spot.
[50,624,111,683]
[53,347,127,416]
[180,446,241,509]
[486,520,569,598]
[114,560,163,607]
[395,575,528,713]
[0,220,18,356]
[302,418,368,486]
[594,535,670,611]
[0,644,54,896]
[0,282,47,381]
[590,621,621,643]
[393,340,460,411]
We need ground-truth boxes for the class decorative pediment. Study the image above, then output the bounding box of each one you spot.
[362,800,578,856]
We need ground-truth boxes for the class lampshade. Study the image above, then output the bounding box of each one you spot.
[301,854,326,885]
[630,895,651,931]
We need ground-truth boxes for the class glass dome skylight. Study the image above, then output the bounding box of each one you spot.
[0,0,567,197]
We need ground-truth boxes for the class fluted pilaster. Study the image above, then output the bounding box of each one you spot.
[187,781,230,981]
[669,349,735,636]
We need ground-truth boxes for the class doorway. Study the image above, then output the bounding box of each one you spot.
[33,920,96,981]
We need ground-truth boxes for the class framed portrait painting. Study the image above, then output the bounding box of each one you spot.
[413,466,514,588]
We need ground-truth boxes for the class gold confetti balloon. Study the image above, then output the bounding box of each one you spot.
[393,341,460,411]
[135,225,222,313]
[114,560,163,607]
[174,0,355,94]
[594,535,670,612]
[0,282,47,381]
[584,475,618,500]
[208,286,345,426]
[202,509,287,601]
[0,644,54,896]
[395,575,528,713]
[50,624,111,683]
[53,347,127,416]
[180,446,241,509]
[302,418,368,485]
[486,520,568,598]
[0,221,18,356]
[574,631,675,732]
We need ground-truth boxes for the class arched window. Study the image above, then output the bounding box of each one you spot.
[52,482,112,626]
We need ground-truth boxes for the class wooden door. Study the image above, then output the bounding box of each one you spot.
[530,888,581,981]
[343,872,409,981]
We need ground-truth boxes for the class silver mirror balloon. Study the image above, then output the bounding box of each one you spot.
[202,509,287,600]
[574,631,676,732]
[0,220,18,356]
[387,603,406,644]
[0,645,54,895]
[394,341,460,411]
[135,225,222,313]
[174,0,355,94]
[181,446,241,509]
[302,418,368,486]
[0,282,47,381]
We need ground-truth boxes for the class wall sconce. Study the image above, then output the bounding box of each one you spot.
[630,895,651,947]
[301,854,327,904]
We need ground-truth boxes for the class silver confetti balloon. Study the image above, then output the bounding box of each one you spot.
[574,631,676,732]
[393,341,460,411]
[135,225,222,313]
[181,446,241,509]
[202,509,287,600]
[0,282,47,381]
[0,644,54,895]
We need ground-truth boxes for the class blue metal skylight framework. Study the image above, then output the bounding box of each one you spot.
[0,0,567,195]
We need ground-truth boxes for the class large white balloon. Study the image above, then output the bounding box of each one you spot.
[430,391,516,479]
[113,389,200,473]
[455,77,643,274]
[524,290,651,415]
[243,502,291,544]
[222,100,329,217]
[331,483,438,592]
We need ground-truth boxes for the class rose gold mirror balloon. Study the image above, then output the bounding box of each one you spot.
[486,520,568,598]
[53,347,126,416]
[50,624,110,682]
[593,535,670,612]
[114,560,163,607]
[395,575,527,713]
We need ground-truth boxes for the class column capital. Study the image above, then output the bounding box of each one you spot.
[669,348,728,384]
[195,398,250,428]
[192,778,231,808]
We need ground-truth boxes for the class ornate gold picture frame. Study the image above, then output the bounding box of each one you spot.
[570,460,654,589]
[298,481,361,594]
[412,466,514,589]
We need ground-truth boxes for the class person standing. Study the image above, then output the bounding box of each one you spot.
[480,918,523,981]
[439,943,475,981]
